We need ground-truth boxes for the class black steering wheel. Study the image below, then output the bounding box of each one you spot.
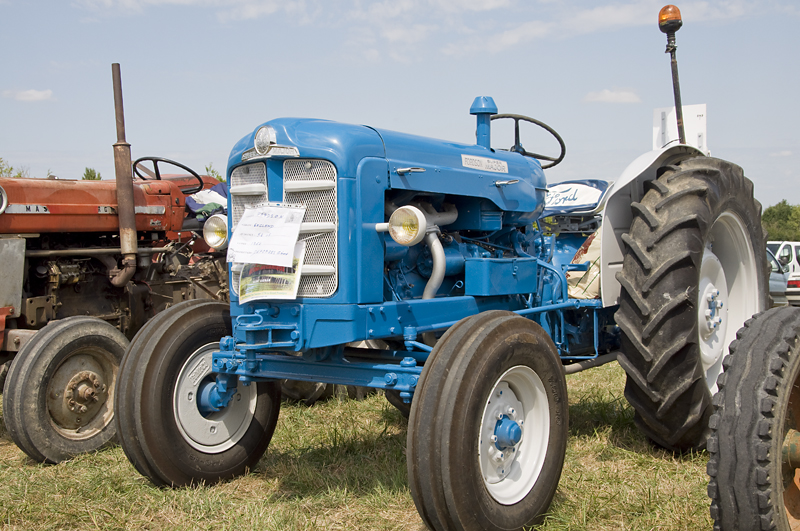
[132,157,205,195]
[490,114,566,169]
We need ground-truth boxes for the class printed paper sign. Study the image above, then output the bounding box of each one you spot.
[238,241,306,302]
[227,203,305,267]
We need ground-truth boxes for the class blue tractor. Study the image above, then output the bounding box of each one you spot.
[115,7,767,529]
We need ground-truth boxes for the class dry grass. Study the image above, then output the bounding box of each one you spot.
[0,362,711,530]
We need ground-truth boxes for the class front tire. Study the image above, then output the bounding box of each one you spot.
[2,317,127,463]
[407,311,568,531]
[707,307,800,530]
[114,301,280,487]
[615,157,767,451]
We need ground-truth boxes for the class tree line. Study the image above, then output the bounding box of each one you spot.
[763,200,800,242]
[1,157,225,182]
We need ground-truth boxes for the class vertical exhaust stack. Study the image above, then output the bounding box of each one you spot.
[110,63,138,287]
[659,5,686,145]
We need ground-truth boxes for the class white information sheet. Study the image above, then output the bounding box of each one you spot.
[227,203,306,267]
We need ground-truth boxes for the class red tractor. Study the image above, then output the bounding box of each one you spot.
[0,65,229,463]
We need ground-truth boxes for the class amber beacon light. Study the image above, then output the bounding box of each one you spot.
[658,5,683,34]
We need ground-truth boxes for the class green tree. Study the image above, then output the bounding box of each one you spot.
[762,199,800,241]
[0,158,29,178]
[205,163,225,182]
[82,167,101,180]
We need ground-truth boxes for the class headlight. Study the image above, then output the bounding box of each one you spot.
[388,206,427,246]
[0,184,7,215]
[203,214,229,250]
[254,125,276,155]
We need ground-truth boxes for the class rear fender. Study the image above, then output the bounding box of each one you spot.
[599,145,705,307]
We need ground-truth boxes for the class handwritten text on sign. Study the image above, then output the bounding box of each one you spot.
[226,204,306,267]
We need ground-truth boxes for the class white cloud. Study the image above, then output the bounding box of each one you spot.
[770,150,792,157]
[75,0,307,19]
[562,2,652,35]
[583,89,641,103]
[382,23,437,44]
[3,89,54,102]
[440,0,785,57]
[430,0,512,12]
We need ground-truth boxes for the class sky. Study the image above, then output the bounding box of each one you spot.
[2,0,798,210]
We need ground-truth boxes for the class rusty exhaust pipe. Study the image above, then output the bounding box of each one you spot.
[110,63,138,287]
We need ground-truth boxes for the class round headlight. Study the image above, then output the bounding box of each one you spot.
[203,214,229,250]
[254,125,276,155]
[388,206,427,246]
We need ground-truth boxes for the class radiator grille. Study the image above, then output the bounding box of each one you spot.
[284,159,338,297]
[230,163,268,229]
[229,163,268,295]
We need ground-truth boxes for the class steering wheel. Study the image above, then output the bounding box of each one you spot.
[132,157,205,195]
[490,114,566,169]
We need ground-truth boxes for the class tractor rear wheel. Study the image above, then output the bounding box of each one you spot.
[2,316,127,463]
[407,311,568,531]
[615,157,767,451]
[114,300,280,487]
[707,307,800,531]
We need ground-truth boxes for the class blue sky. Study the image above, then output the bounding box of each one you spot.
[2,0,798,209]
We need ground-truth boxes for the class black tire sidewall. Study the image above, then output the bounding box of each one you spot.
[708,306,800,531]
[135,303,279,486]
[617,157,766,451]
[13,317,127,463]
[442,316,568,530]
[115,299,216,484]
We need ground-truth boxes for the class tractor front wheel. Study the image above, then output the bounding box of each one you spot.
[407,311,568,531]
[2,316,127,463]
[114,300,280,487]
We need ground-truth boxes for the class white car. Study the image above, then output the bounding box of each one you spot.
[767,241,800,306]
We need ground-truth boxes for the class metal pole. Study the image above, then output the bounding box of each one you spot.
[666,33,686,145]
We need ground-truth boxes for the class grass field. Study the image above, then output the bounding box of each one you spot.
[0,362,712,530]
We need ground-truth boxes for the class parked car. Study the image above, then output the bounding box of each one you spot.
[767,248,789,307]
[767,241,800,306]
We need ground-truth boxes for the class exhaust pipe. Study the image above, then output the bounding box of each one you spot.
[110,63,138,287]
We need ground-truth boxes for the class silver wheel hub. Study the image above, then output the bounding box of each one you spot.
[173,344,257,453]
[478,365,549,505]
[698,247,729,371]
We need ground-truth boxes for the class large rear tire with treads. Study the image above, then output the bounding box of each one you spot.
[615,157,767,451]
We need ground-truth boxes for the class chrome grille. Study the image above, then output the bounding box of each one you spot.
[229,163,268,296]
[283,159,338,297]
[230,163,268,229]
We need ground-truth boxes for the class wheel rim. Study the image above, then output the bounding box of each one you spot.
[698,211,759,394]
[478,365,549,505]
[46,348,117,440]
[173,343,257,453]
[783,370,800,526]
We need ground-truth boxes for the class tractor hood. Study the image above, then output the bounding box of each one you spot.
[375,127,546,215]
[228,118,546,216]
